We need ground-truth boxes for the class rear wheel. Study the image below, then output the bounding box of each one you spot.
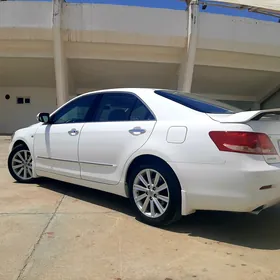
[8,144,34,183]
[128,163,181,227]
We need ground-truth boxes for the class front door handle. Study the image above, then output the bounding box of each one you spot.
[129,127,146,136]
[68,128,79,136]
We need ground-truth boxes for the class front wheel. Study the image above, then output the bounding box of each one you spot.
[8,144,34,183]
[128,163,181,227]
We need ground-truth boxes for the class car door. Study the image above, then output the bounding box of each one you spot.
[33,94,97,178]
[79,92,156,185]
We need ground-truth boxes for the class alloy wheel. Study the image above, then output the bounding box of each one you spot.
[11,150,33,180]
[133,169,170,218]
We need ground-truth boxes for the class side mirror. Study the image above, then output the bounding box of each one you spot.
[37,112,50,124]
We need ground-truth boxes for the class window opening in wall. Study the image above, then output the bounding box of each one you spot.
[17,97,24,104]
[17,97,31,104]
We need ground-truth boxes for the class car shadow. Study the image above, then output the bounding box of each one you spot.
[164,207,280,250]
[38,178,134,217]
[38,178,280,250]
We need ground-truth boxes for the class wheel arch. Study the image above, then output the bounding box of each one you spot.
[124,154,182,197]
[12,140,29,150]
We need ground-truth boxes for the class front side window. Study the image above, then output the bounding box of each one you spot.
[50,94,96,124]
[155,90,241,114]
[95,93,154,122]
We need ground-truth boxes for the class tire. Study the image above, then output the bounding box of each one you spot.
[128,163,182,227]
[8,144,34,183]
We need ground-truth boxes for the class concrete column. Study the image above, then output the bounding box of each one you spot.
[52,0,69,107]
[178,0,199,92]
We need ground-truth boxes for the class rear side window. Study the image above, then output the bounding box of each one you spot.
[130,99,155,121]
[94,92,155,122]
[95,93,135,122]
[155,90,241,114]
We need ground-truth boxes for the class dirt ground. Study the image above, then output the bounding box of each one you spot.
[0,136,280,280]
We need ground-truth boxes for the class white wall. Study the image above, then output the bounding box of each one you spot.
[0,87,56,134]
[198,13,280,57]
[64,4,187,37]
[1,2,280,58]
[0,1,52,41]
[0,2,52,28]
[63,4,280,56]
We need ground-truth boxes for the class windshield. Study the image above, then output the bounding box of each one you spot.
[154,90,242,114]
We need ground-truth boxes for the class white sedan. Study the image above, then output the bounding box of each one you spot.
[8,88,280,226]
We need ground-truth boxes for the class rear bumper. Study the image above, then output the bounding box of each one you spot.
[169,161,280,216]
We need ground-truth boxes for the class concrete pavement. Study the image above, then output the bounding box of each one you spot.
[1,136,280,280]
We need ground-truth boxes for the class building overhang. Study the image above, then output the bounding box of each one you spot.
[183,0,280,18]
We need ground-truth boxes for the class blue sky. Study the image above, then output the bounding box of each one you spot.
[26,0,278,22]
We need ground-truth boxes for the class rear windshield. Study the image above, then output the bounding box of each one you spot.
[154,90,241,114]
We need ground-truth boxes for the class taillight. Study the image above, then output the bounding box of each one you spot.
[209,131,277,155]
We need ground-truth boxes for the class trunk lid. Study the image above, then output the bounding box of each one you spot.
[208,109,280,164]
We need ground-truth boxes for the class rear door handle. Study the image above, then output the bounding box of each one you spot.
[129,127,146,136]
[68,128,79,136]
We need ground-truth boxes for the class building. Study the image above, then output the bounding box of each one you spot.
[0,0,280,134]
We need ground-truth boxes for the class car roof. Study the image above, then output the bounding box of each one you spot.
[82,88,155,95]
